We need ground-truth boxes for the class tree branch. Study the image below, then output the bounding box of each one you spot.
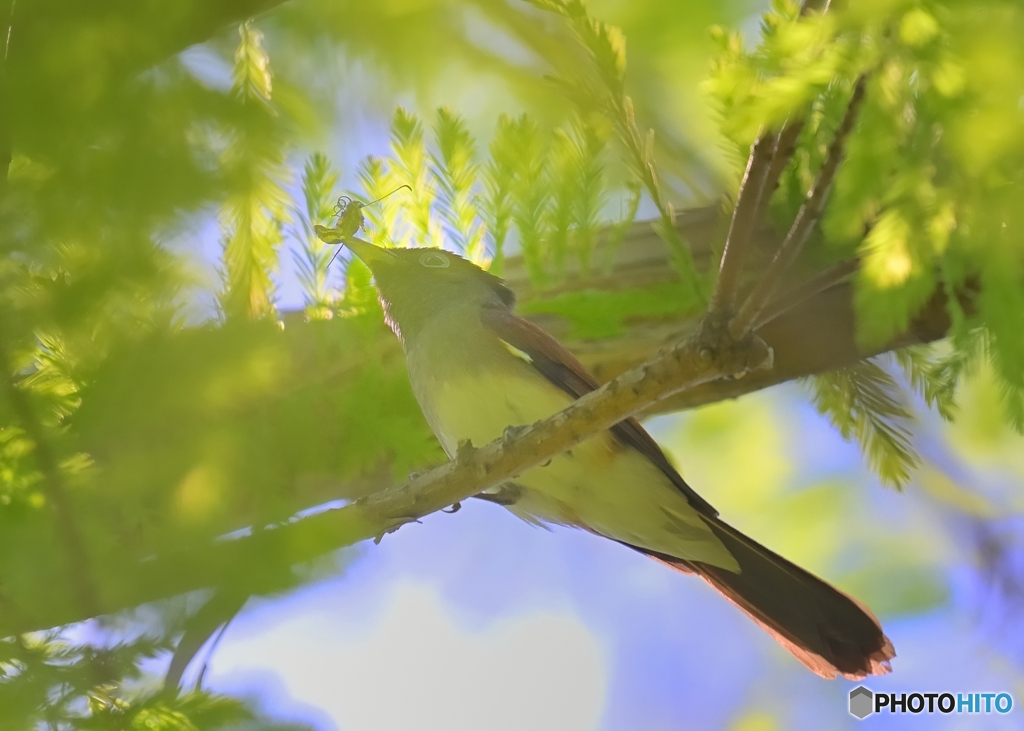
[708,0,831,317]
[341,300,770,532]
[0,276,964,639]
[576,275,961,416]
[752,257,859,330]
[709,130,777,314]
[754,117,805,224]
[708,0,835,315]
[730,75,868,339]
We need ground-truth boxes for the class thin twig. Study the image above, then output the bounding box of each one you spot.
[709,130,777,314]
[534,0,703,285]
[611,95,695,282]
[730,75,868,339]
[754,117,805,224]
[752,257,859,330]
[710,0,831,317]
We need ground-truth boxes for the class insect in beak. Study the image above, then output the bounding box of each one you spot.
[314,184,411,268]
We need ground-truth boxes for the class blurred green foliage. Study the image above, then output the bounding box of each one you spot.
[0,0,1023,725]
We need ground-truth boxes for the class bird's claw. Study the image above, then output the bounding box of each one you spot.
[456,439,475,463]
[372,515,421,544]
[473,484,522,506]
[442,502,462,514]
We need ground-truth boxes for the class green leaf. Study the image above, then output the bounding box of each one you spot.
[855,207,937,348]
[546,116,609,277]
[482,114,519,274]
[355,155,398,248]
[218,155,289,320]
[807,360,920,488]
[508,115,551,286]
[431,108,485,261]
[291,152,341,318]
[389,108,438,248]
[978,249,1024,432]
[894,345,957,421]
[219,22,290,321]
[600,181,641,274]
[234,21,273,103]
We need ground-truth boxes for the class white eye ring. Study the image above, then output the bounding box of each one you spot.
[419,252,450,268]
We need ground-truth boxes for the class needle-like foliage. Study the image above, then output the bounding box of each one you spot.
[389,109,439,249]
[482,115,520,273]
[524,0,703,296]
[292,152,341,319]
[432,109,485,262]
[218,22,291,321]
[808,360,919,489]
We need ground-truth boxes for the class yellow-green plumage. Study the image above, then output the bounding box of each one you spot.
[406,307,739,570]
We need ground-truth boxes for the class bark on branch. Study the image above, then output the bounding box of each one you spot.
[708,0,832,318]
[731,75,868,338]
[710,131,778,314]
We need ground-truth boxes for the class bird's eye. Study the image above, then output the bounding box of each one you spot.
[419,252,450,269]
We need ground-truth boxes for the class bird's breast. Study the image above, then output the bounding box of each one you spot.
[414,362,575,458]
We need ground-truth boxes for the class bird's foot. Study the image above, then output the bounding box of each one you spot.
[373,515,421,544]
[473,483,522,506]
[456,439,475,463]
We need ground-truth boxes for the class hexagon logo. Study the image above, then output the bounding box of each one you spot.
[849,686,874,719]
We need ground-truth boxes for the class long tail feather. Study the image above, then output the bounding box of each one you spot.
[635,516,895,680]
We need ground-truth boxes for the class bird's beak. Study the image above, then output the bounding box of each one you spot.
[314,227,395,271]
[341,236,395,270]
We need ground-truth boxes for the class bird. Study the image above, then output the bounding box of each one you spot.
[330,233,896,680]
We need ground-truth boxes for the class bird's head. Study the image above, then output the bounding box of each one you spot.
[340,237,515,343]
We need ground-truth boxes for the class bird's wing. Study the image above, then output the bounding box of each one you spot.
[480,305,718,518]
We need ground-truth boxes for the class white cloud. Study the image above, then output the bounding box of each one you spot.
[211,580,609,731]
